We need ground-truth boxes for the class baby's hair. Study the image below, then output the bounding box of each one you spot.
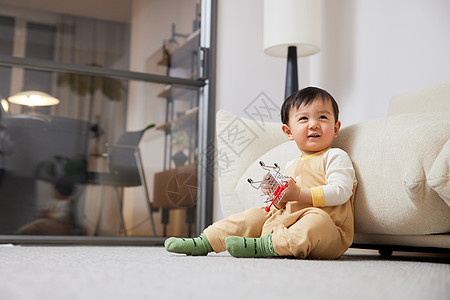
[281,87,339,125]
[54,178,74,197]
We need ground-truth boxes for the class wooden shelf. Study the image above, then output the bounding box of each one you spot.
[157,79,198,100]
[157,54,170,67]
[157,30,200,67]
[146,47,168,76]
[157,39,178,66]
[155,107,199,131]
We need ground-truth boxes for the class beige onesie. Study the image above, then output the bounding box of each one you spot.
[204,148,357,259]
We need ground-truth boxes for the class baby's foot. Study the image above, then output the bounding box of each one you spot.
[225,234,279,258]
[165,233,213,256]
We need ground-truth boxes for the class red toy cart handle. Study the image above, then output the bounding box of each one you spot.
[265,182,289,212]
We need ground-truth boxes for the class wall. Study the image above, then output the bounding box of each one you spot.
[311,0,450,125]
[216,0,450,125]
[213,0,450,221]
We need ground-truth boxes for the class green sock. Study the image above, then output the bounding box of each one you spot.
[225,234,279,258]
[164,233,213,256]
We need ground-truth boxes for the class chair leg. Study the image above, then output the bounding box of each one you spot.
[143,196,157,237]
[186,206,195,237]
[135,148,157,236]
[93,198,104,236]
[114,187,127,237]
[162,209,169,237]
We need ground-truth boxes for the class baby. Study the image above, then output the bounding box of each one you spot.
[166,87,357,259]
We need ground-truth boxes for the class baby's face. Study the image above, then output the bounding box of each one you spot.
[282,99,340,156]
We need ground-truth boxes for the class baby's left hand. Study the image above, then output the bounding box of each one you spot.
[282,178,301,202]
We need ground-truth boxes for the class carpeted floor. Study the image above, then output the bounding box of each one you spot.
[0,245,448,300]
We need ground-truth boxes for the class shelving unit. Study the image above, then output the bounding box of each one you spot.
[150,25,201,237]
[157,30,200,67]
[155,107,199,132]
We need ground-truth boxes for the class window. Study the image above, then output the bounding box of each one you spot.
[0,15,14,98]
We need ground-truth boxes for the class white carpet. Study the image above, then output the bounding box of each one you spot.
[0,245,448,300]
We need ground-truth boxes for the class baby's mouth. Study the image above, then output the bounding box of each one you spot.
[308,133,320,138]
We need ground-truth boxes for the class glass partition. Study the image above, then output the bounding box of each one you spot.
[0,71,201,239]
[0,0,216,245]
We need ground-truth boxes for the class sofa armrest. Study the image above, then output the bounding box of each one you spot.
[331,112,450,235]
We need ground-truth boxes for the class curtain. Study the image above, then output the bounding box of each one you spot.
[52,15,130,151]
[51,15,131,236]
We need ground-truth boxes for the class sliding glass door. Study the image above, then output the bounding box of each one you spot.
[0,0,216,245]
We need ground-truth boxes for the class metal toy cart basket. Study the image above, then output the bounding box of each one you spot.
[247,161,291,212]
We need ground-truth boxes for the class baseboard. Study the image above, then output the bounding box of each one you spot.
[0,235,166,246]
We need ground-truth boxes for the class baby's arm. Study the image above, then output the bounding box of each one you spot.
[281,178,312,205]
[311,149,355,207]
[279,149,355,207]
[276,158,312,206]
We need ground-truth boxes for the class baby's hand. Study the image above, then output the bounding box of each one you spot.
[282,178,301,202]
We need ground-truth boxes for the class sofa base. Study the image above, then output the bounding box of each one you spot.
[353,232,450,256]
[351,243,450,258]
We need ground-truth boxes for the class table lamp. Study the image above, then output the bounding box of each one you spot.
[263,0,321,99]
[8,90,60,107]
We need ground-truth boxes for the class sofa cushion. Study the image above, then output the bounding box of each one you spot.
[426,139,450,206]
[332,112,450,235]
[215,110,287,217]
[217,109,450,236]
[388,80,450,114]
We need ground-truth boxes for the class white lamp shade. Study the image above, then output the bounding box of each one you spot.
[8,90,60,107]
[264,0,321,57]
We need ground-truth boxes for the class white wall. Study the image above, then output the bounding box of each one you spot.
[311,0,450,125]
[216,0,450,126]
[213,0,450,220]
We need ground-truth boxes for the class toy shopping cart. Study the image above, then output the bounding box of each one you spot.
[247,161,291,212]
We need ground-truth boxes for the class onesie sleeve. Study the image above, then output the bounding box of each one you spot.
[51,201,71,223]
[313,149,356,207]
[284,159,295,173]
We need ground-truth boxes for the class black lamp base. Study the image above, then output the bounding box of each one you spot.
[285,46,298,99]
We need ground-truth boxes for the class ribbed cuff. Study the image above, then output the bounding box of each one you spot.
[311,186,325,207]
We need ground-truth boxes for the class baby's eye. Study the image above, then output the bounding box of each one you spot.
[298,116,308,121]
[319,115,328,120]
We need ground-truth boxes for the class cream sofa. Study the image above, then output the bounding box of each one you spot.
[215,80,450,255]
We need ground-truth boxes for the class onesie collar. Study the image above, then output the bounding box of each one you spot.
[299,147,330,161]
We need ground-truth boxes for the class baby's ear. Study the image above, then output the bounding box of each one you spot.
[282,124,294,140]
[334,121,341,137]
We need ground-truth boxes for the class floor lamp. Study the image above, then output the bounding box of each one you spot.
[263,0,321,99]
[8,91,60,107]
